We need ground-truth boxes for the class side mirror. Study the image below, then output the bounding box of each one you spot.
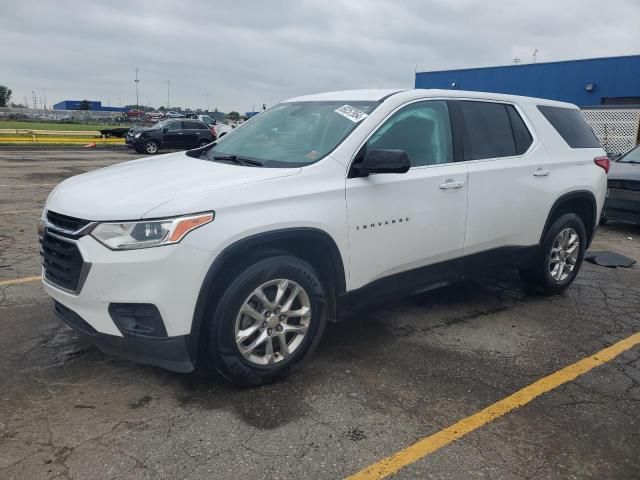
[355,149,411,176]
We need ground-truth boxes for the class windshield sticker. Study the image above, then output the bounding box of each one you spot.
[334,105,368,123]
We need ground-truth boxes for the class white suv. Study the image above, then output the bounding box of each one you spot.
[40,89,608,386]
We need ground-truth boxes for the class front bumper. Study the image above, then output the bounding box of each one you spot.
[54,300,197,372]
[42,232,216,371]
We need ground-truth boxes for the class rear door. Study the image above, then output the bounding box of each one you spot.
[451,100,547,259]
[345,100,469,291]
[183,121,207,147]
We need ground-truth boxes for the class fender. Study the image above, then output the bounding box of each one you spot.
[540,190,597,246]
[190,227,346,337]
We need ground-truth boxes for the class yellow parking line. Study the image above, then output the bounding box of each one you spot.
[0,275,41,287]
[345,332,640,480]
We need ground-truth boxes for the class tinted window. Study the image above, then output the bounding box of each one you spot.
[366,101,452,167]
[164,121,182,131]
[506,105,533,155]
[185,121,207,129]
[459,101,516,160]
[537,106,600,148]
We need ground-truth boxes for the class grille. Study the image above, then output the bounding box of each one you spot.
[47,210,91,233]
[40,232,85,292]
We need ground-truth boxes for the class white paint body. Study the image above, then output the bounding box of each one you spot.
[42,89,607,337]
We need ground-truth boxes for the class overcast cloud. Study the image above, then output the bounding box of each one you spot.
[1,0,639,112]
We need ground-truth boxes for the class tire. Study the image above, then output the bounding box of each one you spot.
[204,255,328,387]
[519,213,586,295]
[144,140,159,154]
[198,140,211,148]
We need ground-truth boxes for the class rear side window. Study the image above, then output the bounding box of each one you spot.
[184,121,206,129]
[459,101,516,160]
[537,106,600,148]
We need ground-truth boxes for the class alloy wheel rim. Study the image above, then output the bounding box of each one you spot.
[234,279,311,366]
[549,227,579,282]
[146,142,157,153]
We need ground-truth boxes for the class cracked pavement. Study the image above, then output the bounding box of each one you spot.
[0,148,639,479]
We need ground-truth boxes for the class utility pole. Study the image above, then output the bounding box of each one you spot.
[167,80,170,110]
[32,90,37,110]
[206,93,210,112]
[533,49,538,63]
[134,67,140,117]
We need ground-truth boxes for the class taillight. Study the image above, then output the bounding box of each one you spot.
[594,156,610,173]
[210,127,216,136]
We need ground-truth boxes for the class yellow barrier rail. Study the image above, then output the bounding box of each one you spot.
[0,135,125,144]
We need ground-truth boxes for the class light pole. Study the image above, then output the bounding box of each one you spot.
[206,93,210,112]
[134,67,140,121]
[167,80,170,111]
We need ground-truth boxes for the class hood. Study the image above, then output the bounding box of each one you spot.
[46,151,300,220]
[608,161,640,181]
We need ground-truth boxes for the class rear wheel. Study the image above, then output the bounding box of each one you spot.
[519,213,586,294]
[198,139,211,148]
[204,255,327,386]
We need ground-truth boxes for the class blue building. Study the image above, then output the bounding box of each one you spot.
[52,100,125,112]
[415,55,640,107]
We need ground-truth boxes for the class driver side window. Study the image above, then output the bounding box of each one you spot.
[367,101,453,167]
[165,121,182,131]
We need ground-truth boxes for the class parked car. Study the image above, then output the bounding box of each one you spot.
[125,119,215,154]
[196,115,234,138]
[99,127,131,138]
[602,144,640,224]
[165,111,184,118]
[40,89,607,386]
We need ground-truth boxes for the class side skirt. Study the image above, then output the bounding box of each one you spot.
[338,245,539,316]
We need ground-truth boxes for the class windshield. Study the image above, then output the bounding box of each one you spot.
[202,101,378,167]
[619,145,640,163]
[150,119,172,130]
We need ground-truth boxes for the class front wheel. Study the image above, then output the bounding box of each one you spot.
[204,255,328,386]
[519,213,586,294]
[144,140,159,154]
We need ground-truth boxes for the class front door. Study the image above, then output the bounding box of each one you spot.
[162,120,185,148]
[345,100,468,291]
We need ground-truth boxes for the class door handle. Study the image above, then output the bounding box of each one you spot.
[439,179,465,189]
[533,168,550,177]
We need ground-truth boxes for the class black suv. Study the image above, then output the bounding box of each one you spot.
[126,119,216,154]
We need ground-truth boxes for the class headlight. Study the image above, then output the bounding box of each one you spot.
[90,212,214,250]
[134,132,141,139]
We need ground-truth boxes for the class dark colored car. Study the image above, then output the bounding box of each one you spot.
[125,119,216,154]
[602,145,640,224]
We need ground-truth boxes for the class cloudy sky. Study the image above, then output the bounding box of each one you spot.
[1,0,639,113]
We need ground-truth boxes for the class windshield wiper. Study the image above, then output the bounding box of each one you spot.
[211,155,263,167]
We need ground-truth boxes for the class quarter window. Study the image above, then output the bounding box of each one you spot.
[537,105,600,149]
[366,101,453,167]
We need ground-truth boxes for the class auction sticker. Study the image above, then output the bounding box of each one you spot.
[334,105,368,123]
